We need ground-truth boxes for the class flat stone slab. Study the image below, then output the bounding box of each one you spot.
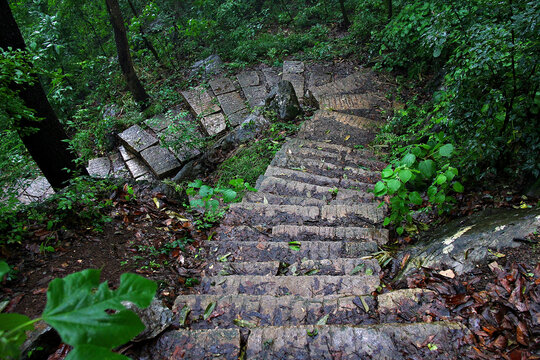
[209,76,235,95]
[237,71,260,88]
[262,67,280,89]
[378,289,436,312]
[227,108,249,127]
[125,157,150,179]
[242,85,267,108]
[246,323,470,359]
[140,329,240,360]
[202,275,379,297]
[181,85,221,117]
[216,92,247,118]
[319,93,383,111]
[283,60,304,74]
[140,145,181,179]
[201,112,227,136]
[118,125,158,154]
[283,61,305,98]
[109,151,130,178]
[87,157,112,178]
[18,176,54,204]
[145,115,172,133]
[118,145,135,161]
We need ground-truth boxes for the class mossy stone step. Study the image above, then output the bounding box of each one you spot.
[207,240,378,263]
[173,294,377,330]
[318,93,384,112]
[201,275,379,297]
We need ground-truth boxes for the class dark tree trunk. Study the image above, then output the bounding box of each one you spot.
[385,0,393,20]
[0,0,88,190]
[105,0,150,107]
[125,0,161,64]
[339,0,350,29]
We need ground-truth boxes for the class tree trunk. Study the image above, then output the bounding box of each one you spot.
[339,0,350,29]
[125,0,161,64]
[0,0,88,190]
[105,0,150,107]
[385,0,393,20]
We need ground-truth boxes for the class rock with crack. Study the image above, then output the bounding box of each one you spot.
[265,80,302,121]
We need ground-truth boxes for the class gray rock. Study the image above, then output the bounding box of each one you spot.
[181,85,221,117]
[21,322,61,360]
[216,92,247,121]
[237,71,260,88]
[118,125,158,154]
[209,76,236,96]
[201,112,227,136]
[402,207,540,276]
[124,299,174,342]
[140,145,181,179]
[265,80,302,121]
[87,157,111,178]
[189,54,223,79]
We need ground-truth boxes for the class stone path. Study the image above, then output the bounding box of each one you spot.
[136,65,470,358]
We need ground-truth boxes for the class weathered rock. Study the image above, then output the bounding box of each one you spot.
[124,299,174,342]
[125,157,151,179]
[237,71,260,87]
[319,93,383,111]
[118,125,158,154]
[181,85,221,117]
[189,54,223,78]
[209,76,235,95]
[87,157,111,178]
[377,289,435,312]
[261,67,280,89]
[118,145,135,161]
[17,176,54,204]
[265,80,302,121]
[109,151,130,178]
[140,145,181,179]
[216,92,247,126]
[21,322,61,360]
[403,207,540,276]
[282,60,305,99]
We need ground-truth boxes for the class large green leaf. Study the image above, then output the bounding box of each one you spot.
[401,153,416,167]
[42,270,156,349]
[373,181,387,196]
[418,160,435,178]
[398,169,413,183]
[65,344,130,360]
[409,191,423,205]
[0,313,34,360]
[198,185,214,198]
[220,189,237,203]
[438,144,454,157]
[387,179,401,194]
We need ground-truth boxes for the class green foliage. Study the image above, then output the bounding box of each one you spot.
[0,269,156,360]
[374,133,463,234]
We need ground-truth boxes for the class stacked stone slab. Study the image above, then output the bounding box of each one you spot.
[140,65,470,359]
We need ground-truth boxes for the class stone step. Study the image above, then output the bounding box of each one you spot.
[139,145,181,179]
[257,176,373,203]
[264,166,374,191]
[309,71,378,100]
[246,323,469,359]
[216,225,388,245]
[319,93,384,112]
[139,328,240,359]
[237,70,267,107]
[207,240,378,263]
[243,191,326,206]
[223,203,385,227]
[201,275,379,297]
[172,294,377,330]
[270,153,382,184]
[207,258,380,277]
[118,125,158,154]
[284,138,377,159]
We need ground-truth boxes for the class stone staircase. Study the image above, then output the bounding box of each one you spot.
[137,65,470,358]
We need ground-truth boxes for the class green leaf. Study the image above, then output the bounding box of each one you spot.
[438,144,454,157]
[349,263,365,275]
[0,260,9,279]
[365,268,373,276]
[435,174,447,185]
[220,189,237,203]
[387,179,401,194]
[382,217,391,226]
[42,269,156,349]
[189,199,205,209]
[381,166,394,178]
[374,181,387,196]
[434,191,446,204]
[203,302,216,320]
[188,179,203,188]
[0,313,34,360]
[409,191,423,205]
[433,46,442,58]
[418,160,435,178]
[445,169,456,181]
[178,305,190,327]
[359,296,370,313]
[316,314,329,325]
[398,169,412,183]
[288,241,301,251]
[401,153,416,167]
[233,319,256,328]
[396,227,404,235]
[65,345,129,360]
[453,182,464,192]
[207,199,219,212]
[427,185,438,198]
[199,185,213,198]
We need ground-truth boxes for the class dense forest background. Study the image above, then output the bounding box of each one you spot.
[1,0,539,231]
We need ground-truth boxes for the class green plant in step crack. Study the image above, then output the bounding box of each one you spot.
[0,269,156,360]
[374,133,464,235]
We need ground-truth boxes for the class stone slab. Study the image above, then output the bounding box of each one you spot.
[145,115,172,133]
[181,85,221,117]
[87,157,111,178]
[242,85,267,108]
[227,108,249,127]
[237,71,260,88]
[283,60,304,74]
[209,76,236,95]
[118,125,158,154]
[125,157,150,179]
[262,67,280,89]
[201,112,227,136]
[140,145,181,179]
[18,176,54,204]
[282,72,304,99]
[136,172,156,181]
[110,152,130,178]
[216,92,247,117]
[118,145,135,162]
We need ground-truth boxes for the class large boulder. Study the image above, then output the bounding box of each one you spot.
[265,80,302,121]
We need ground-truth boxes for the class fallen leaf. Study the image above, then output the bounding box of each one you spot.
[344,135,350,141]
[439,269,455,279]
